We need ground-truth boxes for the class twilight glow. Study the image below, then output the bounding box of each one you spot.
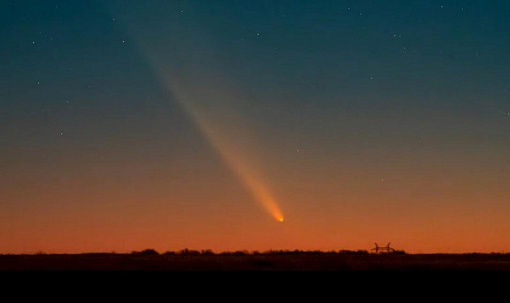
[1,1,510,254]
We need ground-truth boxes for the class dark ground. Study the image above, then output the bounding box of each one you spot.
[2,252,510,270]
[1,252,508,300]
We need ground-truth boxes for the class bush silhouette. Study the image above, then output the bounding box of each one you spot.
[131,249,159,256]
[178,249,200,255]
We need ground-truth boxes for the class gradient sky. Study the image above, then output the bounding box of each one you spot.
[1,0,510,254]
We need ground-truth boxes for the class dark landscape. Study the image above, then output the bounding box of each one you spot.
[3,250,508,299]
[2,250,510,270]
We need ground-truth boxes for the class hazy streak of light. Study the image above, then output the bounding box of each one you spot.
[162,78,284,222]
[111,6,285,221]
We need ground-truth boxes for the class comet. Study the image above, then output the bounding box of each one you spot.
[163,77,285,222]
[124,22,285,222]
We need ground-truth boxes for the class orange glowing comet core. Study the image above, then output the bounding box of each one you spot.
[279,218,284,222]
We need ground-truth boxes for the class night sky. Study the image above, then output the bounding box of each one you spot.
[2,1,510,254]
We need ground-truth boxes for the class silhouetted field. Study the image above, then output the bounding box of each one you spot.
[2,251,508,299]
[2,250,510,270]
